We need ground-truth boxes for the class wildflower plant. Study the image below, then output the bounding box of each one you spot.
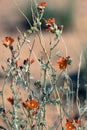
[0,1,87,130]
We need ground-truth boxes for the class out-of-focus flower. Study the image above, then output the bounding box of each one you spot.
[15,58,20,67]
[2,37,14,47]
[45,18,55,25]
[7,96,22,105]
[40,2,46,7]
[65,118,80,130]
[7,97,14,105]
[56,56,71,70]
[65,121,76,130]
[23,58,35,65]
[37,2,46,10]
[30,59,35,64]
[22,99,39,109]
[45,18,55,33]
[45,18,63,36]
[1,65,5,71]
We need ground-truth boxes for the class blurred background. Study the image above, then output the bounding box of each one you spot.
[0,0,87,67]
[0,0,87,84]
[0,0,87,127]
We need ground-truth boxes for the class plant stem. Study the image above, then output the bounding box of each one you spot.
[2,78,11,129]
[10,79,19,130]
[37,32,53,71]
[76,50,83,115]
[2,78,7,110]
[43,69,47,94]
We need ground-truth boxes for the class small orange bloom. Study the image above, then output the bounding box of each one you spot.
[2,37,14,47]
[22,99,39,109]
[40,2,46,7]
[65,118,80,130]
[45,18,55,33]
[45,18,55,25]
[65,122,76,130]
[38,2,46,10]
[15,58,20,67]
[56,56,70,70]
[7,97,14,105]
[30,59,35,64]
[23,58,35,65]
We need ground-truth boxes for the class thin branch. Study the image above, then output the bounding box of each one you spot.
[76,50,83,115]
[61,36,68,57]
[13,0,32,27]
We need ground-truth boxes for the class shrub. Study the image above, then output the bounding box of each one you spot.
[0,1,87,130]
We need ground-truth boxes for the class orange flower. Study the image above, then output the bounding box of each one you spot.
[7,97,14,105]
[22,99,39,109]
[2,37,14,47]
[65,118,80,130]
[30,59,35,64]
[15,58,20,67]
[45,18,56,32]
[65,121,76,130]
[40,2,46,7]
[56,56,71,70]
[37,2,46,10]
[23,58,35,65]
[45,18,55,25]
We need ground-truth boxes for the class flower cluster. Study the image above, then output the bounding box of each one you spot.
[22,99,39,109]
[56,56,72,70]
[23,58,35,65]
[2,37,14,47]
[45,18,63,37]
[65,118,80,130]
[37,2,46,10]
